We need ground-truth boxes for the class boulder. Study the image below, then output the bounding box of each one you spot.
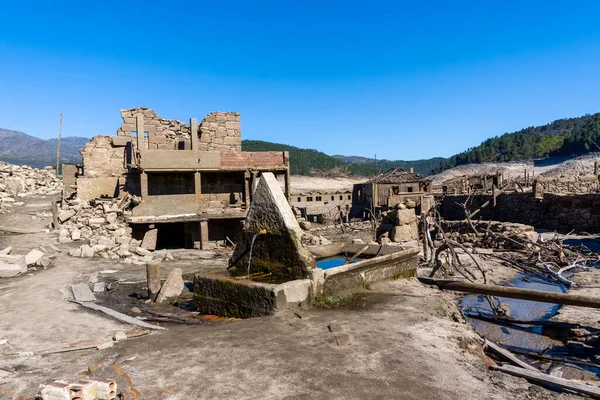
[155,268,184,303]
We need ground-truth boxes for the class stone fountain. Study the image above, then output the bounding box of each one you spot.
[193,172,419,318]
[229,172,315,280]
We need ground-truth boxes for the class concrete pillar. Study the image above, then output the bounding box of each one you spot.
[136,114,145,152]
[199,220,209,250]
[140,172,148,198]
[190,118,198,150]
[146,261,161,302]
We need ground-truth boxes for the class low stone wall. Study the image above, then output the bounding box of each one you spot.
[320,247,419,298]
[440,192,600,233]
[309,221,372,236]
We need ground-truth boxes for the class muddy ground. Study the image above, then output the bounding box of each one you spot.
[0,198,587,399]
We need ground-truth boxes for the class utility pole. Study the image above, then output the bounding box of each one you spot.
[56,113,62,176]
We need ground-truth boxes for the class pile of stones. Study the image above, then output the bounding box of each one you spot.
[378,202,419,243]
[439,220,539,249]
[57,196,172,264]
[0,162,62,212]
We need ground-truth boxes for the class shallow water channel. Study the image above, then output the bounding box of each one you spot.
[461,237,600,376]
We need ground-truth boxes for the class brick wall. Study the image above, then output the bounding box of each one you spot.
[220,152,286,168]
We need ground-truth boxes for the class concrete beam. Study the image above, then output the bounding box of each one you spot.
[136,114,145,152]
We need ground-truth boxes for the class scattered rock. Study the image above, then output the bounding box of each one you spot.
[141,229,158,251]
[155,268,184,304]
[25,249,44,266]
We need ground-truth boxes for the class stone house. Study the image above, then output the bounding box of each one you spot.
[352,168,433,217]
[76,107,290,249]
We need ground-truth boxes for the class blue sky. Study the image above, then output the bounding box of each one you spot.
[1,1,600,160]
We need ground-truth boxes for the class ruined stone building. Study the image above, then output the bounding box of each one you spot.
[75,107,290,249]
[289,190,353,223]
[352,168,433,217]
[442,172,504,194]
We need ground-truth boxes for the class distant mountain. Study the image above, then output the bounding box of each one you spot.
[0,128,87,169]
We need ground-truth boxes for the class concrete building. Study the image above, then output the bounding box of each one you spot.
[352,168,433,217]
[289,190,353,223]
[77,107,290,249]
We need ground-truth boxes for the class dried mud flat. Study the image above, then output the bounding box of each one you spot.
[0,198,585,399]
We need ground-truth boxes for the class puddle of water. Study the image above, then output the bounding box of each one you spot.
[462,273,565,352]
[316,257,363,270]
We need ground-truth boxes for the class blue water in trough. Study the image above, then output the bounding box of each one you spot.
[317,257,363,270]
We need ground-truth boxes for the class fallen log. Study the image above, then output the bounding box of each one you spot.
[483,339,539,371]
[491,364,600,398]
[71,301,166,330]
[508,348,600,369]
[419,277,600,309]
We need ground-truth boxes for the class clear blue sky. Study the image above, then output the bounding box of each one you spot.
[1,1,600,160]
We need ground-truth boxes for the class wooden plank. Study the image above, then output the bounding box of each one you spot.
[491,364,600,398]
[418,277,600,309]
[483,339,538,371]
[72,301,167,330]
[70,283,97,302]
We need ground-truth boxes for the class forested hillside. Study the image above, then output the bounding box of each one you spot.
[435,112,600,172]
[241,140,442,176]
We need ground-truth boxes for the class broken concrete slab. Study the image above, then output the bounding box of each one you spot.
[80,245,95,258]
[92,282,106,293]
[140,229,158,251]
[0,261,23,278]
[156,267,184,304]
[57,210,75,223]
[70,283,97,302]
[25,249,44,266]
[135,247,152,256]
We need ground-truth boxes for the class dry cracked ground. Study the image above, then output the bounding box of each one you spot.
[0,197,582,399]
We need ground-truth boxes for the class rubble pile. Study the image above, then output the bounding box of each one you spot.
[0,162,62,211]
[439,220,539,248]
[57,195,173,264]
[0,246,56,278]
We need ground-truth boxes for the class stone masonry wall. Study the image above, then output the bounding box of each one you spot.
[199,112,241,153]
[117,107,191,150]
[440,192,600,233]
[536,175,600,194]
[80,136,126,178]
[116,108,241,153]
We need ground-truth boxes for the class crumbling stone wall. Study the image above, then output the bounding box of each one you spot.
[79,136,126,178]
[199,112,241,152]
[536,175,600,194]
[440,192,600,233]
[440,220,538,248]
[117,107,191,150]
[116,108,241,153]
